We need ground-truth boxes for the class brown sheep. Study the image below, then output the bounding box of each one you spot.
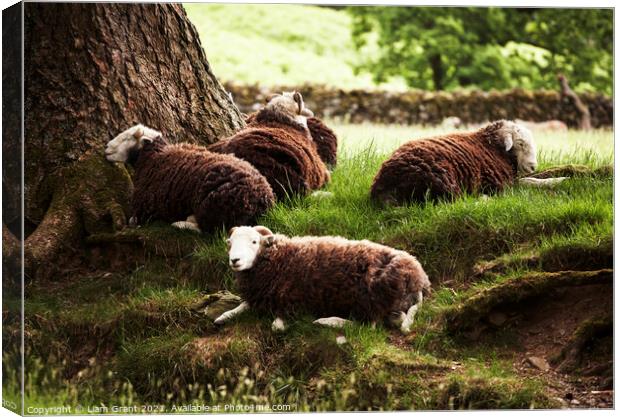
[214,226,431,334]
[307,117,338,168]
[370,120,538,204]
[211,92,329,199]
[245,112,339,169]
[105,124,275,233]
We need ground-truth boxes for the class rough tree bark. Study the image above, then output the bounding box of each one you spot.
[21,3,245,278]
[558,74,591,130]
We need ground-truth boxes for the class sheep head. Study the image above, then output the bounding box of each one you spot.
[498,121,537,175]
[105,124,161,163]
[227,225,275,271]
[265,91,314,124]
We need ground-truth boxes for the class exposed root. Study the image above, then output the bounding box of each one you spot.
[550,315,612,375]
[24,153,133,280]
[444,269,612,334]
[530,164,612,180]
[472,237,612,280]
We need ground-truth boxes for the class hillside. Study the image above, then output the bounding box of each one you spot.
[183,4,406,90]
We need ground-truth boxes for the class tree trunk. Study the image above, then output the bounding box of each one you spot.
[558,73,591,130]
[429,54,444,91]
[22,3,245,278]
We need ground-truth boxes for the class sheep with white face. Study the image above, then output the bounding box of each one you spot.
[499,121,538,175]
[216,225,431,335]
[104,124,161,163]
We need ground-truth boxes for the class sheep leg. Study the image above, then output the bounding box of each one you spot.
[313,317,352,328]
[271,317,288,332]
[213,301,250,326]
[400,291,424,335]
[519,177,568,188]
[171,214,201,233]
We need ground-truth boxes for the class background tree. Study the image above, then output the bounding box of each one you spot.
[11,3,245,278]
[349,6,612,94]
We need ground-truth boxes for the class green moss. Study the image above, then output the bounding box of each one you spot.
[443,269,612,333]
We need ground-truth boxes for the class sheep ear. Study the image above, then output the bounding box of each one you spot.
[266,94,279,103]
[227,227,238,237]
[253,225,273,237]
[503,133,514,151]
[301,108,314,118]
[133,126,144,139]
[293,92,304,114]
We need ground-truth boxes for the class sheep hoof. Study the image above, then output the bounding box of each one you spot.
[310,190,334,200]
[335,335,348,345]
[128,216,138,228]
[171,221,201,233]
[313,317,351,328]
[271,317,287,332]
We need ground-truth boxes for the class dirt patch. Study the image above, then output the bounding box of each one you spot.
[444,269,613,409]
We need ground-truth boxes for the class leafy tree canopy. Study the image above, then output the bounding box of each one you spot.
[349,7,612,94]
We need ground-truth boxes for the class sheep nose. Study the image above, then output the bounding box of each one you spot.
[230,258,240,266]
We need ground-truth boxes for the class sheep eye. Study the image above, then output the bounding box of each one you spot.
[252,240,257,244]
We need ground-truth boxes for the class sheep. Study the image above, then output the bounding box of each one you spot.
[306,117,339,168]
[104,124,275,233]
[370,120,561,205]
[210,92,330,199]
[245,109,339,169]
[213,225,431,334]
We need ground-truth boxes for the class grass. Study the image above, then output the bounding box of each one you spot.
[183,4,406,90]
[7,124,613,412]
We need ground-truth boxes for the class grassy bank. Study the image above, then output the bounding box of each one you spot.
[183,4,405,90]
[6,124,613,411]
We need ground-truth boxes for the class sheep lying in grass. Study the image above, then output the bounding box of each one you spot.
[307,117,338,169]
[245,106,339,169]
[371,120,565,205]
[214,226,431,334]
[105,125,275,233]
[210,92,330,199]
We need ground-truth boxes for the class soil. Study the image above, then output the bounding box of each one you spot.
[488,282,613,408]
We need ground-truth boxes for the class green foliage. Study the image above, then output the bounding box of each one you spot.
[183,3,405,90]
[349,7,612,93]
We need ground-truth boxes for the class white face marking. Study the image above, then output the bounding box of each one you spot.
[509,123,538,175]
[104,124,161,163]
[265,92,313,128]
[227,226,264,271]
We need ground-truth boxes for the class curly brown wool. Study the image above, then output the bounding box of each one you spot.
[307,117,338,168]
[245,113,338,169]
[210,109,329,199]
[235,234,430,322]
[131,137,275,232]
[371,121,519,204]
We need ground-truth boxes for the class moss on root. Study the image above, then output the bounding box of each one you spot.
[443,269,612,334]
[25,153,133,279]
[530,164,613,179]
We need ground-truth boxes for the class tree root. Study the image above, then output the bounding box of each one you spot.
[24,152,132,280]
[444,269,612,334]
[2,223,21,287]
[472,236,612,280]
[550,315,612,374]
[530,164,612,180]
